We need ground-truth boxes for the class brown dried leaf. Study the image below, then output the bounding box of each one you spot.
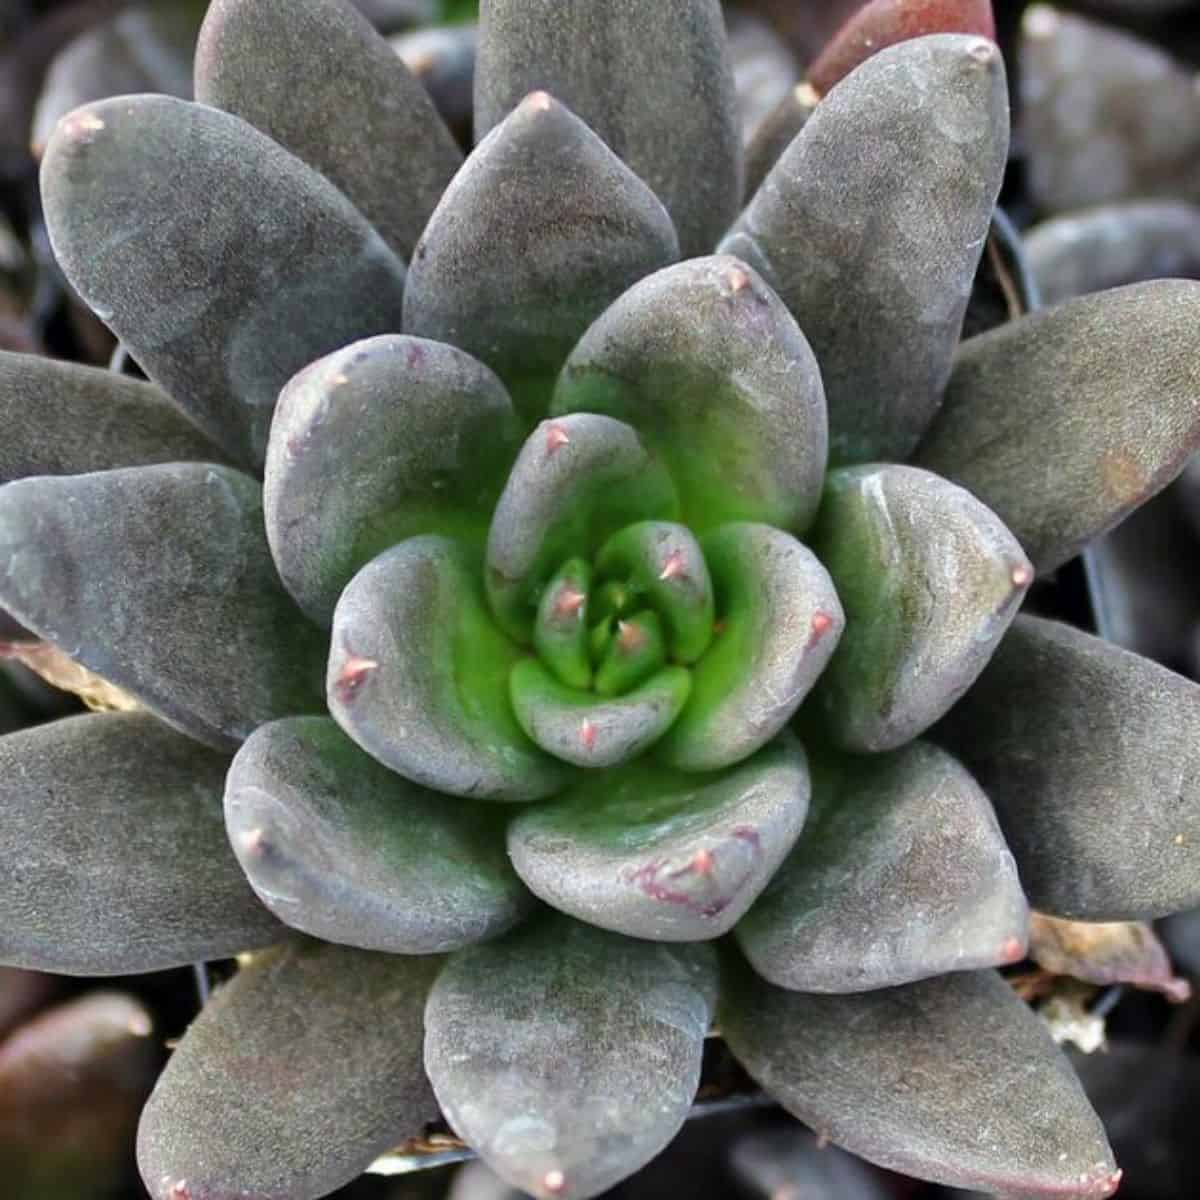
[1030,912,1192,1002]
[0,640,142,713]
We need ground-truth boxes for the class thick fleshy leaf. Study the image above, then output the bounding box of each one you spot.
[485,414,678,642]
[1026,202,1200,306]
[1020,6,1200,213]
[31,1,202,154]
[807,0,996,96]
[425,916,718,1199]
[475,0,741,258]
[810,464,1031,753]
[0,350,222,484]
[509,659,690,769]
[553,256,827,535]
[329,535,570,801]
[40,94,407,467]
[916,281,1200,574]
[226,717,532,953]
[264,335,522,626]
[404,93,678,420]
[721,965,1119,1198]
[196,0,461,260]
[0,968,57,1042]
[934,615,1200,919]
[0,992,157,1199]
[721,35,1008,464]
[657,523,842,771]
[508,735,808,941]
[1029,913,1190,1001]
[0,464,325,749]
[743,82,816,201]
[727,10,800,144]
[736,742,1028,992]
[138,940,441,1200]
[0,713,282,975]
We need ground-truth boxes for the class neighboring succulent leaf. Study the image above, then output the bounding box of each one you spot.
[485,414,678,642]
[40,95,408,467]
[226,716,532,953]
[934,615,1200,919]
[810,464,1031,753]
[1029,913,1191,1001]
[1026,202,1200,306]
[807,0,996,96]
[138,940,441,1200]
[0,968,57,1042]
[264,335,523,626]
[657,523,842,771]
[1020,5,1200,213]
[1161,907,1200,976]
[391,25,477,146]
[729,1128,893,1200]
[721,35,1008,464]
[0,992,157,1200]
[727,9,800,145]
[743,82,816,201]
[0,713,282,974]
[553,256,828,535]
[721,964,1120,1198]
[508,735,809,941]
[329,535,571,801]
[0,464,325,749]
[196,0,462,260]
[917,282,1200,574]
[475,0,741,257]
[736,742,1028,992]
[425,916,718,1199]
[31,1,203,154]
[0,351,222,483]
[404,93,678,421]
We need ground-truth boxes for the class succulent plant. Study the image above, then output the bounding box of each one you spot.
[3,1,1200,1199]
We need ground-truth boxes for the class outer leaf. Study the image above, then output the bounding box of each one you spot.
[736,742,1028,992]
[0,350,221,484]
[810,464,1030,752]
[264,335,522,626]
[196,0,461,260]
[40,94,407,467]
[934,615,1200,919]
[138,940,441,1200]
[0,464,325,749]
[329,535,570,801]
[404,93,678,421]
[553,256,828,535]
[721,964,1120,1199]
[916,281,1200,573]
[485,414,678,642]
[721,35,1008,464]
[0,713,282,975]
[508,735,809,941]
[1025,202,1200,306]
[657,523,843,771]
[226,717,532,953]
[475,0,741,258]
[425,916,718,1199]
